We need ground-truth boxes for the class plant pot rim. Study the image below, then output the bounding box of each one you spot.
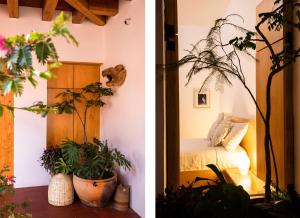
[73,171,117,183]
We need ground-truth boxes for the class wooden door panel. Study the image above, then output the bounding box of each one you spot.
[0,93,14,175]
[74,64,100,88]
[47,62,101,147]
[48,63,74,89]
[47,89,74,147]
[73,91,100,144]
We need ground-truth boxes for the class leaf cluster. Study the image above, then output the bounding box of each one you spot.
[53,82,113,113]
[178,14,253,93]
[0,11,78,117]
[42,138,131,180]
[39,146,62,175]
[259,0,300,32]
[156,164,250,218]
[0,168,31,218]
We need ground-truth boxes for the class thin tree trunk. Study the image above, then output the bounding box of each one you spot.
[264,75,273,202]
[83,107,88,144]
[243,83,279,192]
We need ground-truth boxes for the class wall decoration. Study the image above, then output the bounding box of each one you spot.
[193,89,210,108]
[102,64,127,87]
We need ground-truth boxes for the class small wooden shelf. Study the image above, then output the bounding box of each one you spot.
[224,168,265,197]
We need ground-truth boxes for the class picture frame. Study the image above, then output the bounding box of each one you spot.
[193,89,210,108]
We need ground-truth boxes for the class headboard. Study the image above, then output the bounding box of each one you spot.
[228,115,257,174]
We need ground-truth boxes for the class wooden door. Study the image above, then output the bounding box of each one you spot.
[0,93,14,175]
[73,64,100,143]
[256,0,294,189]
[47,62,100,147]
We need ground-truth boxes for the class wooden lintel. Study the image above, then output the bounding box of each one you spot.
[64,0,106,26]
[42,0,59,21]
[7,0,19,18]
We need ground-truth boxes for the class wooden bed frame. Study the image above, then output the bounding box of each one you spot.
[180,115,257,186]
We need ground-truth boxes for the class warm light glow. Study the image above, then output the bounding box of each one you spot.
[239,177,251,192]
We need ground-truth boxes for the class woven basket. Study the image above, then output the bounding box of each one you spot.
[48,173,74,206]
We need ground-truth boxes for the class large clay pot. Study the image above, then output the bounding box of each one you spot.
[73,172,117,207]
[48,173,74,206]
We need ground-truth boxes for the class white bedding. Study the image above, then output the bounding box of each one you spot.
[180,138,250,174]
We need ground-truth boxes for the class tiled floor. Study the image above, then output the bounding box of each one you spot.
[1,186,140,218]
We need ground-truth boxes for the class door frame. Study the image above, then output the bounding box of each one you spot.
[156,0,180,194]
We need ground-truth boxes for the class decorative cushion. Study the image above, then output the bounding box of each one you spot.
[210,120,232,147]
[222,122,248,152]
[207,113,224,140]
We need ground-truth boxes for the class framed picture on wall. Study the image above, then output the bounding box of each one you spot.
[193,89,210,108]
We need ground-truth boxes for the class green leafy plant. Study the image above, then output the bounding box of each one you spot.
[0,11,77,217]
[50,82,113,144]
[59,138,131,180]
[0,168,31,218]
[54,158,73,175]
[0,11,78,115]
[156,164,250,218]
[178,0,300,202]
[40,147,63,175]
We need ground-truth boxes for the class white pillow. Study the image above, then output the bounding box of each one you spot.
[223,122,248,152]
[207,113,224,140]
[210,120,232,147]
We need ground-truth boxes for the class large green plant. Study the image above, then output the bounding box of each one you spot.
[178,0,300,202]
[59,138,131,180]
[0,12,77,217]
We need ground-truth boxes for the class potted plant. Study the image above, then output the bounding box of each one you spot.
[59,139,131,207]
[40,146,75,206]
[43,83,131,207]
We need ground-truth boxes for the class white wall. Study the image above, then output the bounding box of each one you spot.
[101,1,145,217]
[178,0,260,139]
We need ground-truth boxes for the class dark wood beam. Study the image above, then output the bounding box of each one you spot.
[42,0,58,21]
[72,10,85,24]
[64,0,106,26]
[89,0,118,16]
[7,0,19,18]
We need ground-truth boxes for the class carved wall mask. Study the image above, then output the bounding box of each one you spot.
[102,65,127,87]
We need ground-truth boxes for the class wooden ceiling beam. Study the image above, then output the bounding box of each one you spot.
[64,0,106,26]
[7,0,19,18]
[42,0,58,21]
[72,10,85,24]
[89,0,118,16]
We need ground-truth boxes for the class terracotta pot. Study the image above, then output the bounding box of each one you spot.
[48,173,74,206]
[113,184,130,211]
[73,172,117,207]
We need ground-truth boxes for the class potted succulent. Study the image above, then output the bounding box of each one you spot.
[40,146,75,206]
[42,82,131,207]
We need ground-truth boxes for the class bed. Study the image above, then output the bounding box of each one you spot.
[180,138,250,174]
[180,115,256,185]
